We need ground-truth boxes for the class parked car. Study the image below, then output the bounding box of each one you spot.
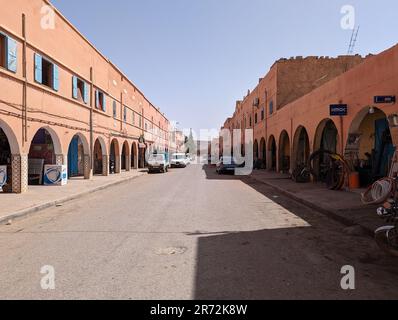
[148,153,170,173]
[216,156,238,174]
[171,153,189,168]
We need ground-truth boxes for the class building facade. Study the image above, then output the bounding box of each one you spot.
[0,0,176,193]
[222,45,398,187]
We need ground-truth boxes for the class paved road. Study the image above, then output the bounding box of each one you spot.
[1,165,398,299]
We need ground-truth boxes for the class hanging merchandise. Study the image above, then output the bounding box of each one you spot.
[44,165,68,186]
[0,166,7,192]
[308,150,351,190]
[361,177,396,205]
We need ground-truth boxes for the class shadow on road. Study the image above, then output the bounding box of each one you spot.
[192,165,398,300]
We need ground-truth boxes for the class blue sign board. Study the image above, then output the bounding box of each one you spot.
[330,104,348,116]
[374,96,396,104]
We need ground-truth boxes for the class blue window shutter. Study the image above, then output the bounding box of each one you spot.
[72,76,78,99]
[95,90,99,108]
[53,64,59,91]
[102,94,106,112]
[6,36,17,73]
[83,82,89,104]
[34,53,42,83]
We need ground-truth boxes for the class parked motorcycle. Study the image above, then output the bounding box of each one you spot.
[375,198,398,257]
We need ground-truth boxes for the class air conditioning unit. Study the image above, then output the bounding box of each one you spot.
[253,98,260,107]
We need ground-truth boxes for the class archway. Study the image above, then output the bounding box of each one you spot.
[131,142,138,169]
[121,141,130,171]
[345,107,395,186]
[0,120,22,193]
[28,128,61,185]
[67,134,88,178]
[0,127,12,192]
[268,135,277,171]
[253,140,259,160]
[93,137,107,175]
[278,130,291,173]
[314,119,338,153]
[260,138,266,169]
[293,126,310,169]
[138,144,147,169]
[110,139,120,174]
[312,119,339,180]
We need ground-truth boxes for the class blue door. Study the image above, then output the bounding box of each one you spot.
[68,136,79,177]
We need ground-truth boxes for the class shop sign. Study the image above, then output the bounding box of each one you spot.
[374,96,396,104]
[330,104,348,116]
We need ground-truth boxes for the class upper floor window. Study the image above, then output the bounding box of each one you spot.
[123,106,127,122]
[261,108,265,121]
[139,115,142,128]
[0,33,17,73]
[72,76,88,104]
[132,111,135,125]
[34,53,59,91]
[249,116,252,127]
[269,100,274,115]
[95,90,106,111]
[255,113,258,124]
[112,101,117,119]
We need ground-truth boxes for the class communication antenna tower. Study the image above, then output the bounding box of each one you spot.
[347,26,360,55]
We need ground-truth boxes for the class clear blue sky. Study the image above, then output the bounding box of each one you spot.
[51,0,398,135]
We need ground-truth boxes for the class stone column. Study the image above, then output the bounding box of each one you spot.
[115,155,121,174]
[84,154,92,179]
[102,155,109,176]
[11,154,28,194]
[125,155,131,172]
[133,152,138,169]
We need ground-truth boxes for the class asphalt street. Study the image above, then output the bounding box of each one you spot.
[1,164,398,299]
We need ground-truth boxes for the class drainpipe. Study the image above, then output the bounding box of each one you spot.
[340,115,344,155]
[22,14,28,145]
[290,118,293,172]
[120,92,123,132]
[90,67,94,173]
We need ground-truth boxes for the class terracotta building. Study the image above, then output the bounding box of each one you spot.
[0,0,176,193]
[222,45,398,187]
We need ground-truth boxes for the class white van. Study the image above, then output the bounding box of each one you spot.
[171,153,189,168]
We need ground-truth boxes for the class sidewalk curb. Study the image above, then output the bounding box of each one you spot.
[249,174,375,237]
[0,172,146,225]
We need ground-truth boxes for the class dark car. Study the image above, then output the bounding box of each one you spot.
[216,156,237,174]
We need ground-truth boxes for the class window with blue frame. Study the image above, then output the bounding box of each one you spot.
[269,100,274,115]
[0,34,6,68]
[113,101,117,118]
[95,90,106,111]
[34,53,59,91]
[72,76,88,104]
[0,33,17,73]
